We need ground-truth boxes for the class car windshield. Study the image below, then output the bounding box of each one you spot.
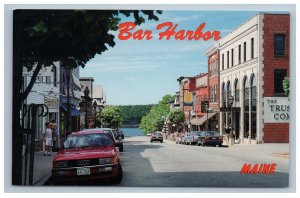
[206,132,220,137]
[63,133,113,149]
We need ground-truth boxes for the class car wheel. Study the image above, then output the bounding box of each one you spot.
[218,144,222,147]
[161,140,163,143]
[119,146,124,152]
[113,163,123,184]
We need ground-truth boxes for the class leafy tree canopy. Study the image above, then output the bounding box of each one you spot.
[14,10,162,70]
[282,76,289,97]
[139,95,175,133]
[96,106,123,129]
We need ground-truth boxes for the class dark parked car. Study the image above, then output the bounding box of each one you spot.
[197,131,223,147]
[52,130,122,184]
[118,130,125,139]
[150,132,163,143]
[101,128,124,152]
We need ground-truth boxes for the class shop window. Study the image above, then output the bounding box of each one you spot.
[274,69,287,95]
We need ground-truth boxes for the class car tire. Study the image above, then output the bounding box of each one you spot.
[113,163,123,184]
[161,140,163,143]
[119,146,124,152]
[218,144,222,147]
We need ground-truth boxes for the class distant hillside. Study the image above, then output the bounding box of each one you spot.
[117,104,154,127]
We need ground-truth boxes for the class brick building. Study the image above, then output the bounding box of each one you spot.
[218,13,289,144]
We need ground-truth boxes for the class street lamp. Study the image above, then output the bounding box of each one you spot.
[93,100,97,128]
[205,104,209,130]
[79,87,91,129]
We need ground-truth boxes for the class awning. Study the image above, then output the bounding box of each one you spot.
[60,105,80,117]
[189,113,216,126]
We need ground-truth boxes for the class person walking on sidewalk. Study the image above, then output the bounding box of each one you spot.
[43,122,53,156]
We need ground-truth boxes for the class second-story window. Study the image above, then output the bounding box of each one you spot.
[227,51,229,69]
[244,42,247,62]
[238,44,241,64]
[222,54,224,70]
[251,38,254,59]
[46,76,51,84]
[231,48,234,66]
[274,34,285,56]
[37,76,43,82]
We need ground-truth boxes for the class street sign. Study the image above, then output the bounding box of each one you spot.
[220,107,241,112]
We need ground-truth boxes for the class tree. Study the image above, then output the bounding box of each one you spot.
[96,106,123,129]
[168,109,185,132]
[139,95,175,133]
[12,10,161,185]
[282,76,289,97]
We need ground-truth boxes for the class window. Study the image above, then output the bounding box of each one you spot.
[222,54,224,70]
[46,76,51,84]
[251,38,254,59]
[231,48,234,66]
[37,76,43,82]
[238,45,241,64]
[250,75,257,139]
[222,83,226,107]
[244,42,247,62]
[227,51,229,69]
[274,69,287,94]
[243,77,249,138]
[226,81,231,107]
[274,34,285,56]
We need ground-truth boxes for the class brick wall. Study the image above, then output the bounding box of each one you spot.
[263,123,289,143]
[263,14,290,143]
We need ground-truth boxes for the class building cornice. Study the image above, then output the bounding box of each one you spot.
[220,58,258,77]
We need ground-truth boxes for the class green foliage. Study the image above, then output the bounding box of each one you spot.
[96,106,123,128]
[169,109,185,124]
[282,76,289,97]
[168,109,185,132]
[117,105,154,126]
[139,95,175,133]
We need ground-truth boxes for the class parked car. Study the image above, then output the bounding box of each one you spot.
[118,130,125,139]
[150,132,163,143]
[100,128,124,152]
[197,131,223,147]
[52,130,123,184]
[181,133,191,145]
[175,132,186,144]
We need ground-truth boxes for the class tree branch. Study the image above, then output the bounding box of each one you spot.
[20,62,43,102]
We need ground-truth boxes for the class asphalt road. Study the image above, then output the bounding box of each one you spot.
[117,136,289,187]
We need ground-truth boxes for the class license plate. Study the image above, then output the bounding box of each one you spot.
[212,137,216,140]
[77,167,90,176]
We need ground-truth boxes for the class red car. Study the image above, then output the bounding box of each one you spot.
[51,130,123,184]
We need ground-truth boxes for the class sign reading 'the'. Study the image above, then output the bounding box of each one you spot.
[264,97,289,123]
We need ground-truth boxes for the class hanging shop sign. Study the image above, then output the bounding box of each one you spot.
[264,97,289,123]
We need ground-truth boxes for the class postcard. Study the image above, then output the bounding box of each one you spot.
[6,5,294,191]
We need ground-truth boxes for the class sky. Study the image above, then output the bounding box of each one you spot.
[80,11,258,105]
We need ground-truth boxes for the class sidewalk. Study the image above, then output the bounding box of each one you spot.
[32,151,56,185]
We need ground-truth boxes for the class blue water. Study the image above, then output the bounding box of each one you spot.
[120,128,145,137]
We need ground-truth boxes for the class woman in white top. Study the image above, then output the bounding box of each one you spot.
[43,122,53,156]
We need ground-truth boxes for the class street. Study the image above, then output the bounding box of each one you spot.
[117,136,289,187]
[46,136,289,187]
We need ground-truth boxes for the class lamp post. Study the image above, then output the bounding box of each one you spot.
[93,100,97,128]
[65,66,72,139]
[228,95,234,145]
[79,87,91,129]
[205,104,209,130]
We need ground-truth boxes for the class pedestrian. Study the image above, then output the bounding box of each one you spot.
[43,122,53,156]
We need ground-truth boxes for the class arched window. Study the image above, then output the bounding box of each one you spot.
[250,74,257,139]
[243,76,249,138]
[234,79,239,102]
